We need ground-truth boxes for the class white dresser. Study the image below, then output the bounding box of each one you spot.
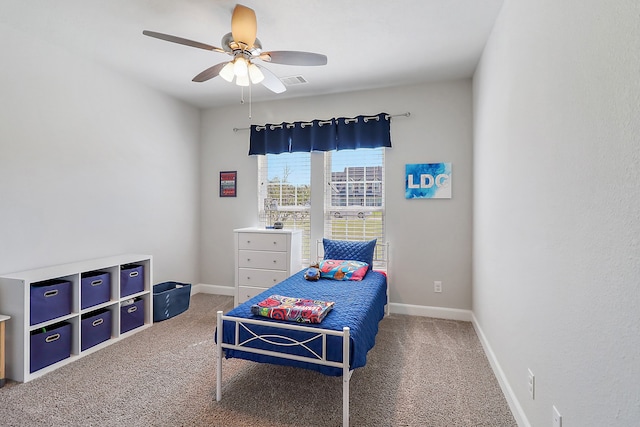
[234,227,302,306]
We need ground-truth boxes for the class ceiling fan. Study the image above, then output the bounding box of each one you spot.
[143,4,327,94]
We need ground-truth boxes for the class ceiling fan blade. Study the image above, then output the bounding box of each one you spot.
[143,30,225,53]
[254,64,286,94]
[192,62,229,82]
[260,51,327,66]
[231,4,257,48]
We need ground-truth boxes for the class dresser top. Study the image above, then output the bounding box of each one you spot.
[234,227,301,234]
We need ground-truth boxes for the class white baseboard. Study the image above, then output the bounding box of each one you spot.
[191,283,234,296]
[471,313,530,427]
[388,302,472,321]
[190,289,471,321]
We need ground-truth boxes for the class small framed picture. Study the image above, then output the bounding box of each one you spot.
[219,171,237,197]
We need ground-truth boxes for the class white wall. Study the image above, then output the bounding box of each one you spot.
[0,23,201,284]
[473,0,640,426]
[200,81,473,311]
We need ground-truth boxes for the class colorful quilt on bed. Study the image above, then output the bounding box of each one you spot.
[251,295,335,324]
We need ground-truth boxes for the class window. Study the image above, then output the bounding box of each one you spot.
[258,152,311,262]
[324,148,386,261]
[257,144,388,267]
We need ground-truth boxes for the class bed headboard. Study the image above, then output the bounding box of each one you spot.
[316,240,389,272]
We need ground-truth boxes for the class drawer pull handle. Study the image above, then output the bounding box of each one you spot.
[129,271,139,278]
[92,318,104,327]
[247,276,250,280]
[273,278,277,282]
[44,290,59,298]
[247,258,251,262]
[273,241,277,245]
[45,333,61,343]
[91,280,103,286]
[273,260,277,263]
[127,306,138,314]
[247,240,251,244]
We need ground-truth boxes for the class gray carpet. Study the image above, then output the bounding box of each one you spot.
[0,294,516,426]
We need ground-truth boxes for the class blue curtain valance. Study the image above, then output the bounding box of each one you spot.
[248,112,391,155]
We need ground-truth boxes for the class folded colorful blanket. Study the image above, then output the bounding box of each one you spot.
[251,295,335,324]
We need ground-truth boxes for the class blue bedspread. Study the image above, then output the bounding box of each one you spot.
[220,269,387,376]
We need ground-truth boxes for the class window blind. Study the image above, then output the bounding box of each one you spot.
[324,148,386,260]
[258,152,311,262]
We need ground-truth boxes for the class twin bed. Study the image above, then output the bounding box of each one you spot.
[216,239,389,426]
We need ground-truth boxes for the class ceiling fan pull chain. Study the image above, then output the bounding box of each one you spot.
[249,82,252,119]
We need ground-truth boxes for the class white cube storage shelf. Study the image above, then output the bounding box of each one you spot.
[0,254,153,383]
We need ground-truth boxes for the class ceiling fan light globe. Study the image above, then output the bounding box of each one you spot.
[235,74,250,87]
[248,63,264,84]
[233,57,248,77]
[219,62,235,82]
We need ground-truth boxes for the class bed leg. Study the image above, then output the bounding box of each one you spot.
[343,327,350,426]
[216,310,223,402]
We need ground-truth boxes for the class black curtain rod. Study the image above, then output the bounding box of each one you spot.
[232,112,411,132]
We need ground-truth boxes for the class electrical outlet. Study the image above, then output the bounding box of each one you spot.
[434,281,442,293]
[528,369,535,399]
[552,405,562,427]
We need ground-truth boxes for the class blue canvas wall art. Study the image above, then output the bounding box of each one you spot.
[405,163,452,199]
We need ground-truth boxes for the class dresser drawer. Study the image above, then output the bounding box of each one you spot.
[238,233,287,252]
[238,250,288,270]
[238,268,288,287]
[238,286,268,305]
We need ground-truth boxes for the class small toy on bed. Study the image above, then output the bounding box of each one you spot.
[304,263,320,281]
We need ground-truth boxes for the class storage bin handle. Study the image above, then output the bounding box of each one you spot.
[92,318,104,327]
[45,333,61,343]
[127,306,138,314]
[129,271,139,278]
[91,280,103,286]
[44,290,59,298]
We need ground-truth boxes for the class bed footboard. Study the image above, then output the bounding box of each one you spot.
[216,311,353,426]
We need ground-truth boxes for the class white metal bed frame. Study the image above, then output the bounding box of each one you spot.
[216,241,389,427]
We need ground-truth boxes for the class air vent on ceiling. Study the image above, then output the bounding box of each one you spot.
[280,75,308,86]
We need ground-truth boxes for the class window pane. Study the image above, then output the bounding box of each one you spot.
[258,152,311,262]
[324,148,385,256]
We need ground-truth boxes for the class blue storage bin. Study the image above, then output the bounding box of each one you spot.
[120,264,144,297]
[30,279,72,325]
[153,282,191,322]
[81,308,112,351]
[120,298,144,333]
[81,271,111,309]
[30,322,72,373]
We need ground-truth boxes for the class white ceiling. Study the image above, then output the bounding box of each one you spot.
[3,0,504,109]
